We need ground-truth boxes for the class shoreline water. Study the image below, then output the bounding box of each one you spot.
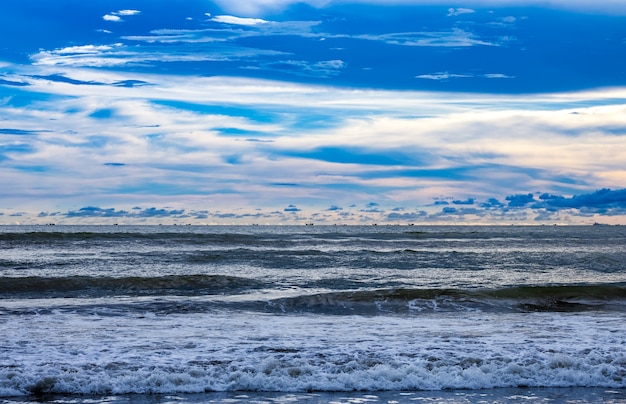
[4,387,626,403]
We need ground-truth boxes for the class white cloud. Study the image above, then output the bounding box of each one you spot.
[103,9,141,22]
[54,44,120,55]
[103,14,121,22]
[117,9,141,16]
[212,15,269,26]
[483,73,515,79]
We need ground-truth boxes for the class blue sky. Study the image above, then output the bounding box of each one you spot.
[1,0,626,224]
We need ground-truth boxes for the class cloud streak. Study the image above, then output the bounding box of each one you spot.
[212,0,626,16]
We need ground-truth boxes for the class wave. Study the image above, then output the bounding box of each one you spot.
[4,277,623,316]
[266,284,626,315]
[0,231,266,245]
[0,274,266,298]
[1,306,625,397]
[4,224,616,243]
[4,356,625,397]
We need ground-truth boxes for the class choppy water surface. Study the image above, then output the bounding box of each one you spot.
[1,225,625,401]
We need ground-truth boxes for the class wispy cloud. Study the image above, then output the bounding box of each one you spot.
[30,43,286,67]
[447,8,475,17]
[117,10,141,16]
[345,28,500,47]
[416,72,515,80]
[27,6,507,81]
[483,73,515,79]
[247,59,346,78]
[211,0,626,16]
[120,15,497,52]
[416,72,472,80]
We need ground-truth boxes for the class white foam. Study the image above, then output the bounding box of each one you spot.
[1,309,625,396]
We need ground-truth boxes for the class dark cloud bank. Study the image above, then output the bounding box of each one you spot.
[27,188,626,224]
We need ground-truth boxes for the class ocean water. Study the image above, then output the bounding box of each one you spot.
[0,225,625,403]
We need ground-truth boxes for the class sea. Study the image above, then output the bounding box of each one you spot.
[0,225,625,403]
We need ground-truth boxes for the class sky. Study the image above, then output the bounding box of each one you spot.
[1,0,626,225]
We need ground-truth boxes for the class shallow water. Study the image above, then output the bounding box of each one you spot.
[4,388,626,403]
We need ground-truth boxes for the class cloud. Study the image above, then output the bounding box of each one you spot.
[65,206,128,218]
[113,80,152,88]
[211,0,626,17]
[4,59,626,224]
[437,206,483,216]
[122,18,322,44]
[5,188,626,224]
[538,189,626,211]
[123,16,495,50]
[480,198,504,208]
[52,44,119,55]
[103,9,141,22]
[212,15,269,26]
[251,59,346,78]
[1,0,625,227]
[211,0,330,16]
[0,76,29,87]
[506,193,536,207]
[31,42,284,67]
[117,10,141,16]
[416,72,472,80]
[284,204,301,212]
[452,198,475,205]
[447,8,475,17]
[103,14,121,22]
[482,73,515,79]
[358,29,498,47]
[387,211,427,220]
[28,7,502,77]
[65,206,185,218]
[416,72,514,80]
[29,74,105,86]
